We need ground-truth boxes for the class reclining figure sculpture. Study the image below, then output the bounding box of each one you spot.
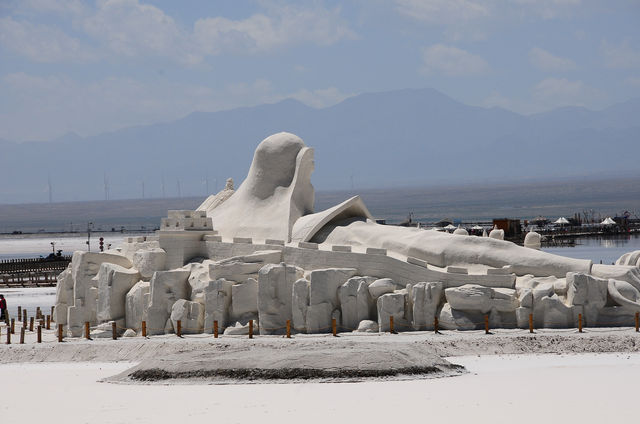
[203,132,639,284]
[54,132,640,337]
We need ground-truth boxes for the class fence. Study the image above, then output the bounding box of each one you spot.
[0,257,70,287]
[2,306,639,346]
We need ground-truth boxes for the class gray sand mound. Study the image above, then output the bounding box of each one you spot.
[107,342,464,384]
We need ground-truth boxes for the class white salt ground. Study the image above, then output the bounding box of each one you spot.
[0,353,638,424]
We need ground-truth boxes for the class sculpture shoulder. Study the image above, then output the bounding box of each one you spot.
[291,195,372,243]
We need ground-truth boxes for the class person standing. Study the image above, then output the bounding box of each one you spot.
[0,294,7,323]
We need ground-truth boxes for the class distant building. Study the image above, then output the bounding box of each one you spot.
[493,218,522,238]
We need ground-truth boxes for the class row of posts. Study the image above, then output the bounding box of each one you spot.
[5,311,640,344]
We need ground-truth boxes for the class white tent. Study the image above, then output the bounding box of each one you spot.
[471,225,483,230]
[601,217,616,225]
[444,224,457,230]
[554,217,570,225]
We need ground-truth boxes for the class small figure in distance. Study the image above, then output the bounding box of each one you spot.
[0,294,7,324]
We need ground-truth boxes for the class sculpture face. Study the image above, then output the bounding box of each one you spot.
[247,133,306,200]
[201,132,315,242]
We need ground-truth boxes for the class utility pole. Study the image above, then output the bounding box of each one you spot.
[161,175,166,198]
[177,179,181,198]
[86,222,93,252]
[47,174,53,204]
[103,172,109,201]
[141,181,145,199]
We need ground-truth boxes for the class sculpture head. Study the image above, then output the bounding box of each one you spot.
[245,132,314,201]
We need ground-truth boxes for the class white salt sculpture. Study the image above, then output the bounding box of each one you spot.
[54,132,640,335]
[524,231,542,250]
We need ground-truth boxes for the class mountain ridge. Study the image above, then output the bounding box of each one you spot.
[1,87,638,204]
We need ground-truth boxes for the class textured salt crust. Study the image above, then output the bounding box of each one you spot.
[107,343,462,384]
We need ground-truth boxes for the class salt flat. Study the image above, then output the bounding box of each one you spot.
[1,353,638,424]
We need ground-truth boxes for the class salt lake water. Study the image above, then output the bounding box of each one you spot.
[541,234,640,265]
[0,232,144,260]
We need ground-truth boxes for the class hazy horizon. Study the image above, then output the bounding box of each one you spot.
[2,174,639,233]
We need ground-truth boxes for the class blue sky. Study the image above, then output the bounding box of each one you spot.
[1,0,639,142]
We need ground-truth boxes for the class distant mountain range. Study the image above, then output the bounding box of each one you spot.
[1,88,639,204]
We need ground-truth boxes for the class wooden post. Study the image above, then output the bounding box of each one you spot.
[248,320,253,339]
[10,318,15,334]
[20,326,25,344]
[23,309,26,323]
[17,306,21,319]
[484,315,489,334]
[46,315,50,330]
[5,325,9,344]
[112,322,117,340]
[58,324,63,342]
[578,313,583,333]
[434,316,439,334]
[84,322,91,339]
[635,312,639,332]
[51,306,54,320]
[332,318,337,337]
[389,315,395,334]
[529,314,534,333]
[286,319,291,338]
[141,321,147,338]
[29,316,34,332]
[37,325,42,343]
[176,320,182,338]
[213,320,218,338]
[36,307,41,319]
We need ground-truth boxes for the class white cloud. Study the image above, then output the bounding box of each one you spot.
[1,1,355,65]
[394,0,489,24]
[532,77,602,109]
[193,5,354,55]
[512,0,582,19]
[421,44,489,76]
[395,0,582,24]
[529,47,576,71]
[19,0,86,16]
[82,0,198,64]
[601,40,640,69]
[0,17,96,63]
[393,0,490,40]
